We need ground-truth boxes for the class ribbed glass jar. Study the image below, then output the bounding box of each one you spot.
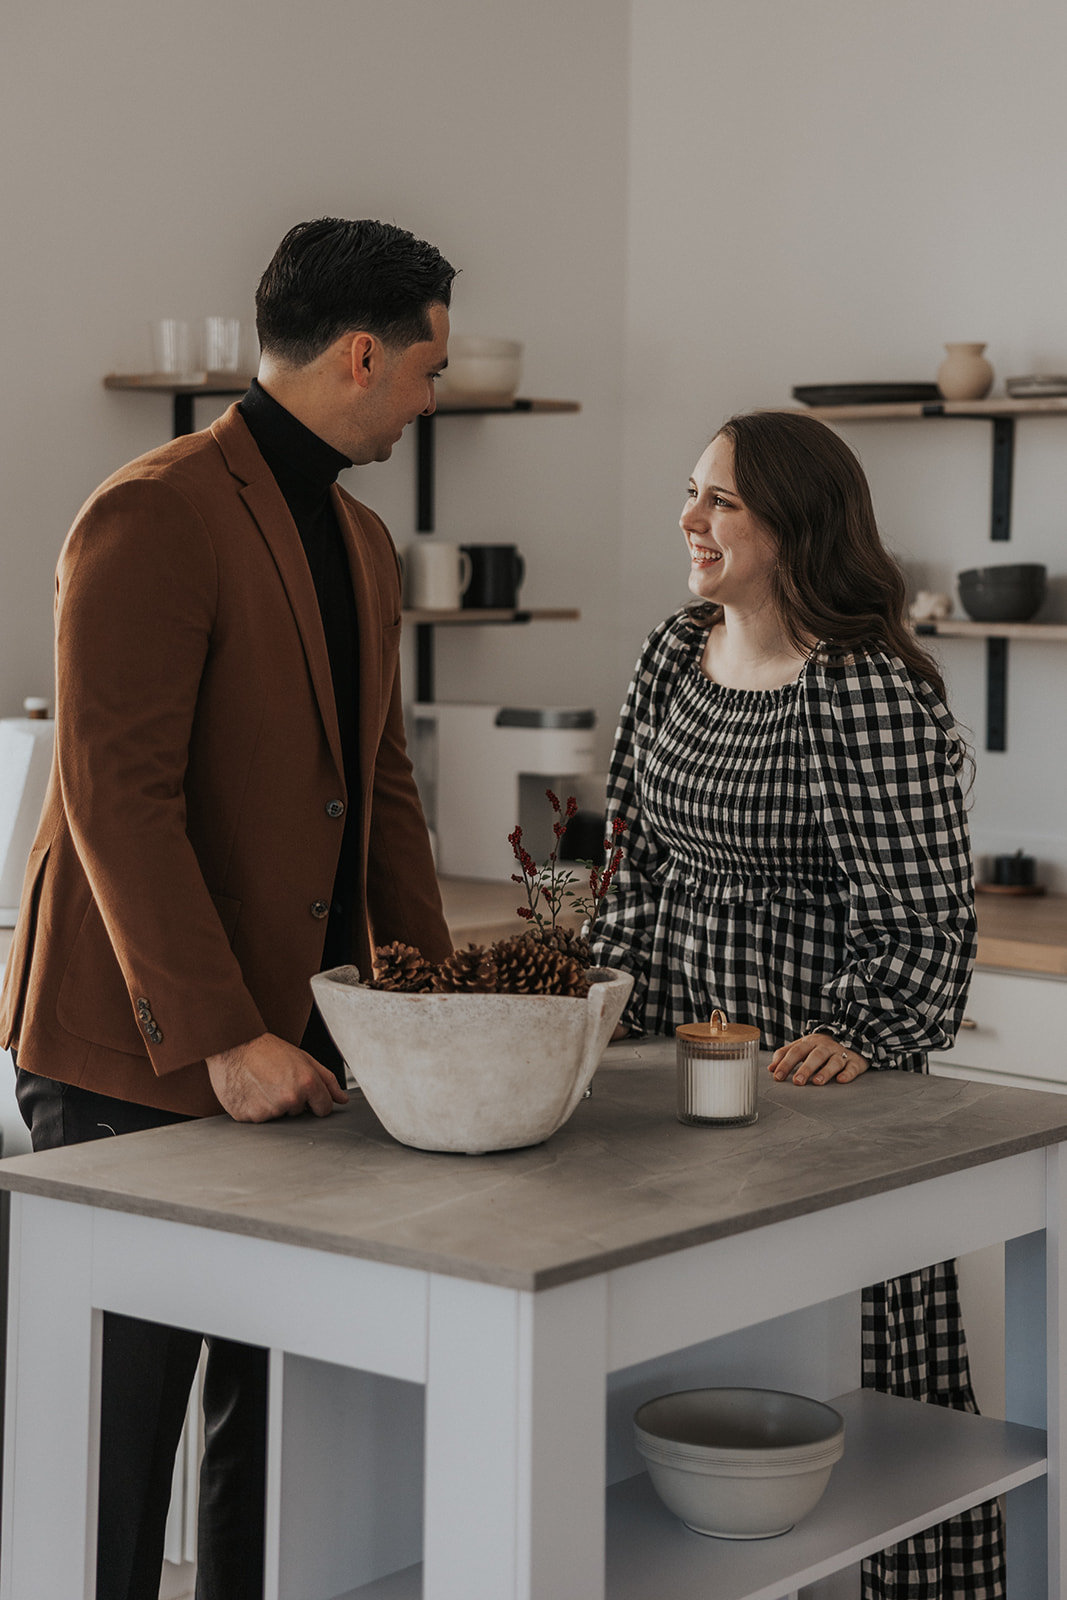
[676,1011,761,1127]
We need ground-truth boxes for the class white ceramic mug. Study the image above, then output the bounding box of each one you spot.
[402,542,472,610]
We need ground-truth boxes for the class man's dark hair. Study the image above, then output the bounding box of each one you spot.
[255,218,457,366]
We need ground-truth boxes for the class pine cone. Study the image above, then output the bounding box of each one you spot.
[490,933,590,998]
[538,925,592,968]
[432,943,500,994]
[370,941,436,993]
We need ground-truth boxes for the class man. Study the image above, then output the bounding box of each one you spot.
[0,217,457,1599]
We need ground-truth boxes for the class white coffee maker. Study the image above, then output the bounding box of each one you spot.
[412,702,597,881]
[0,704,54,924]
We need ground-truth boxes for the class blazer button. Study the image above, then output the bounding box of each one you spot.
[311,900,330,919]
[326,800,345,818]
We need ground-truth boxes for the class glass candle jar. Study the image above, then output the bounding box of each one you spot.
[676,1010,761,1127]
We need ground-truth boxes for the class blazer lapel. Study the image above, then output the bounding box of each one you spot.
[332,488,384,794]
[211,408,345,784]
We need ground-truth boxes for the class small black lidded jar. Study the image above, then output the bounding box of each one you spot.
[992,849,1036,887]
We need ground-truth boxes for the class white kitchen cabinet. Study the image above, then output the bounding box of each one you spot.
[932,968,1067,1094]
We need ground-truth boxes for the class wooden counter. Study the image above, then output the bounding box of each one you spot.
[976,891,1067,978]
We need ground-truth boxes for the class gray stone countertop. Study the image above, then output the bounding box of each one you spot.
[3,1038,1067,1290]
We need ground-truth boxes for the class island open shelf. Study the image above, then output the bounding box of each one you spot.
[333,1386,1046,1600]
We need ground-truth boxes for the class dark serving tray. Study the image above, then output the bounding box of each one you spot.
[792,383,941,406]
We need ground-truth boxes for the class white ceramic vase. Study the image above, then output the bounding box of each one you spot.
[937,342,993,401]
[309,965,633,1154]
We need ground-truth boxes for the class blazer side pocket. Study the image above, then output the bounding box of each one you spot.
[57,897,147,1055]
[56,891,243,1055]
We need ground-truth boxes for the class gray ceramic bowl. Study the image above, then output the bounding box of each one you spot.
[957,563,1047,623]
[633,1387,845,1539]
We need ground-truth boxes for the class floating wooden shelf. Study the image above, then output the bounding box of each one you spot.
[915,619,1067,641]
[104,372,255,393]
[104,375,582,435]
[798,396,1067,421]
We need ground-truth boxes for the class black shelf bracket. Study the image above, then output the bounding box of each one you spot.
[416,413,435,532]
[171,386,247,440]
[990,417,1015,541]
[173,392,196,437]
[415,622,434,703]
[985,637,1008,752]
[920,406,1016,540]
[917,405,1018,745]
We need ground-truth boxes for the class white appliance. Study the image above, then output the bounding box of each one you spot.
[412,702,597,881]
[0,717,54,925]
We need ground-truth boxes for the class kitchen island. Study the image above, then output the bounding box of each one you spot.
[1,1039,1066,1599]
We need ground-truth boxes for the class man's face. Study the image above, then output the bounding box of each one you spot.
[355,302,450,464]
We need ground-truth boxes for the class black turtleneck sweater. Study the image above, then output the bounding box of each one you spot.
[238,381,361,1072]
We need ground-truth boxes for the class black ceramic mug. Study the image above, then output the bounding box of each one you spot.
[460,544,526,609]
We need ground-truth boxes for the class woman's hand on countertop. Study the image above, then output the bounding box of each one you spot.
[768,1033,869,1086]
[207,1032,349,1122]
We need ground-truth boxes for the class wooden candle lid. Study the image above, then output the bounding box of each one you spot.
[676,1009,761,1045]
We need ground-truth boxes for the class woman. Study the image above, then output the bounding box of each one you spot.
[591,411,1001,1600]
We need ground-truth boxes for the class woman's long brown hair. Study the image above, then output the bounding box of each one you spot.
[695,409,947,702]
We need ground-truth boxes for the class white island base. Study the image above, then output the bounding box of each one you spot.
[0,1040,1063,1599]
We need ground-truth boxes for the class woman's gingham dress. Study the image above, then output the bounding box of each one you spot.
[590,609,1004,1600]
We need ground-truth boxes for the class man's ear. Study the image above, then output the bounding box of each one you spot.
[346,331,379,390]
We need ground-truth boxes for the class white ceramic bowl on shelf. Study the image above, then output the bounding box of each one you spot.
[309,965,631,1154]
[436,336,523,404]
[633,1387,845,1539]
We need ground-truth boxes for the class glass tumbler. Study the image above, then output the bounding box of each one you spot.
[676,1010,761,1126]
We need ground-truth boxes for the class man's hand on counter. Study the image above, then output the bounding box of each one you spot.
[206,1033,349,1122]
[768,1033,870,1087]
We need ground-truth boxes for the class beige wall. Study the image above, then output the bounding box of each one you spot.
[3,0,1066,875]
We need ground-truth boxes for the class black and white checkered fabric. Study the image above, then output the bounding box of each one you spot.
[591,610,976,1057]
[591,609,1003,1598]
[862,1266,1004,1598]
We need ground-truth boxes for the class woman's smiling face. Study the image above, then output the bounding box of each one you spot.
[680,433,779,612]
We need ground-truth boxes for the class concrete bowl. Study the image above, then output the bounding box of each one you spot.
[310,965,632,1154]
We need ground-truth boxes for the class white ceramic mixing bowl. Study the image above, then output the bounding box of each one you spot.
[634,1387,845,1539]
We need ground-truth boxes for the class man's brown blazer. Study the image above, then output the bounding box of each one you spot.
[0,405,451,1115]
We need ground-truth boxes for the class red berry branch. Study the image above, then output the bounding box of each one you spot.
[509,792,625,950]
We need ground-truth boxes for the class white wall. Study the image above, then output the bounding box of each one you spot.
[623,0,1067,883]
[0,0,630,757]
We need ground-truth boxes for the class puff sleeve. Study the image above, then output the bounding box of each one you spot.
[801,650,976,1067]
[589,617,687,1031]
